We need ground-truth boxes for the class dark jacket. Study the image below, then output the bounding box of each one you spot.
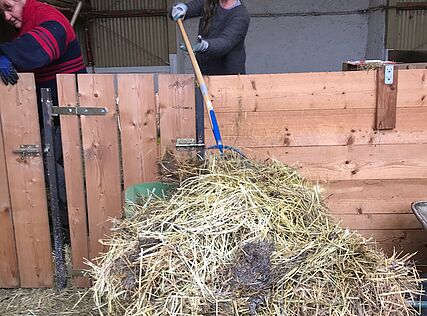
[182,0,250,75]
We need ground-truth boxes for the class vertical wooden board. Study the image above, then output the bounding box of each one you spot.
[158,74,196,154]
[0,74,53,287]
[0,104,19,288]
[117,74,158,189]
[77,74,122,260]
[397,69,427,107]
[376,67,398,130]
[57,74,90,287]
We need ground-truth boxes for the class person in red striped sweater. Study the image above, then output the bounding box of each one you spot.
[0,0,86,98]
[0,0,87,242]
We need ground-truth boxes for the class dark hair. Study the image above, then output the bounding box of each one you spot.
[201,0,217,37]
[201,0,243,37]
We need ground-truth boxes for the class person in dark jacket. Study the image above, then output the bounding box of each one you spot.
[0,0,87,241]
[170,0,250,75]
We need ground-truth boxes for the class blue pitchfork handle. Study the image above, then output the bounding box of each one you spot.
[177,19,224,154]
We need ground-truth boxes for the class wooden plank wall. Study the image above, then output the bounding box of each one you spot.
[206,69,427,266]
[0,74,53,287]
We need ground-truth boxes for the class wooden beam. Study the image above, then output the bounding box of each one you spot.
[118,74,158,187]
[376,67,398,130]
[0,101,19,288]
[57,74,90,287]
[78,74,122,260]
[323,179,427,215]
[158,74,196,155]
[205,107,427,148]
[248,143,427,182]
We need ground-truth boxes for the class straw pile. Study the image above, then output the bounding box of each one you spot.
[0,287,96,316]
[88,153,421,315]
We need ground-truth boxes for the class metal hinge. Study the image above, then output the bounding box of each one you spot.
[384,64,394,85]
[176,138,205,151]
[13,145,41,159]
[51,106,108,116]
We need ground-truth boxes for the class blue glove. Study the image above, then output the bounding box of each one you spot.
[171,3,188,21]
[180,35,209,54]
[0,55,18,86]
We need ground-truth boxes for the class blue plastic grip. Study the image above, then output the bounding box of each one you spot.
[209,109,223,154]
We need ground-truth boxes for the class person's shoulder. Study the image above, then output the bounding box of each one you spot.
[231,4,250,19]
[32,1,70,25]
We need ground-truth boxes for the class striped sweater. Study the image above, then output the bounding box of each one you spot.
[0,0,86,98]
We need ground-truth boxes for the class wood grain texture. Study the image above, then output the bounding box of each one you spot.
[376,67,398,130]
[205,107,427,147]
[323,179,427,215]
[77,74,122,260]
[397,69,427,108]
[0,74,53,287]
[246,144,427,181]
[336,213,422,230]
[206,71,378,112]
[0,101,19,288]
[158,74,196,155]
[57,74,90,287]
[118,74,158,188]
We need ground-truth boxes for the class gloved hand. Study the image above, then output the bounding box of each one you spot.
[171,3,188,21]
[0,55,18,85]
[179,35,209,54]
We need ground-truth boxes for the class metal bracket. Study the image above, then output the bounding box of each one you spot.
[51,106,108,116]
[384,65,394,85]
[13,144,41,159]
[176,138,205,151]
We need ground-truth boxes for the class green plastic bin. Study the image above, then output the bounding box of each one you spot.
[124,182,175,218]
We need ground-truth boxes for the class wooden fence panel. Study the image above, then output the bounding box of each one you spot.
[77,74,122,260]
[206,69,427,264]
[0,74,53,287]
[0,107,19,288]
[158,75,196,155]
[57,74,90,287]
[118,74,158,188]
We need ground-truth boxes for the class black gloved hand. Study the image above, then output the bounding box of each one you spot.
[0,55,19,85]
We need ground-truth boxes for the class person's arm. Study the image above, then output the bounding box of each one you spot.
[0,20,68,71]
[205,14,250,57]
[185,0,204,18]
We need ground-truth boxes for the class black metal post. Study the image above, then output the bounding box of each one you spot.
[40,88,67,289]
[195,87,205,157]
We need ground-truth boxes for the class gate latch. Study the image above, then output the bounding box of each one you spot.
[176,138,205,151]
[13,145,41,160]
[51,106,108,116]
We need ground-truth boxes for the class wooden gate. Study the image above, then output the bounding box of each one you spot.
[57,74,196,287]
[0,74,53,288]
